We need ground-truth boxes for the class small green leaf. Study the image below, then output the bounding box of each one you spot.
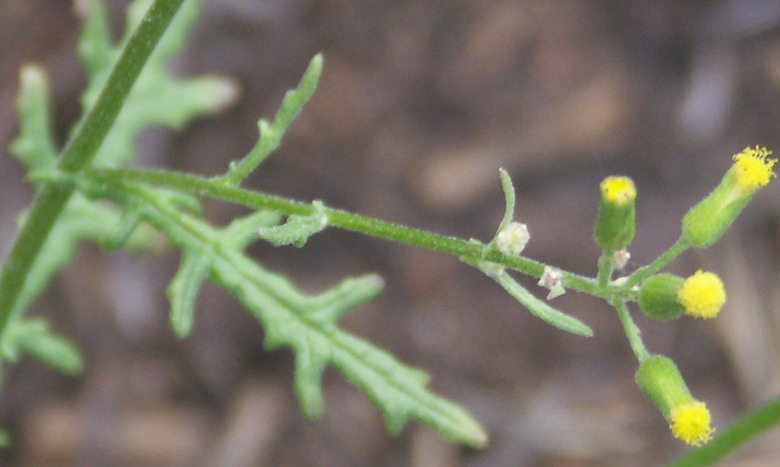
[167,248,211,338]
[496,168,516,234]
[311,274,384,322]
[293,334,329,419]
[7,319,83,374]
[220,54,323,184]
[10,65,57,172]
[493,272,593,337]
[257,201,328,247]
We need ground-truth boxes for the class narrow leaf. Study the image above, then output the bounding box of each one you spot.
[293,333,329,420]
[10,65,57,172]
[493,272,593,337]
[497,168,516,234]
[221,54,323,184]
[10,319,83,374]
[167,248,211,338]
[311,274,385,322]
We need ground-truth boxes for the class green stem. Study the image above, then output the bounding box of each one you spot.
[597,250,615,288]
[83,167,603,295]
[666,395,780,467]
[0,0,184,336]
[623,236,691,289]
[612,299,650,362]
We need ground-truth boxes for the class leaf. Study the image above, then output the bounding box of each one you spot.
[167,248,210,338]
[220,54,323,184]
[3,319,83,374]
[77,0,237,168]
[10,65,57,173]
[496,168,516,234]
[493,271,593,337]
[4,0,228,372]
[89,179,488,448]
[256,201,328,247]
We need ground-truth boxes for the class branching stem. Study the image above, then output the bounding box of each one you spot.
[0,0,184,336]
[84,167,606,296]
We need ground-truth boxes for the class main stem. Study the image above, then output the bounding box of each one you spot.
[84,167,604,295]
[0,0,184,335]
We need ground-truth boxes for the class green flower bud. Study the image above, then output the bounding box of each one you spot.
[639,271,727,320]
[683,147,776,248]
[636,355,714,446]
[638,273,685,321]
[594,176,636,251]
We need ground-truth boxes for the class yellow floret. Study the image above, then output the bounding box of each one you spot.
[670,401,715,446]
[732,146,777,193]
[600,176,636,205]
[677,270,726,319]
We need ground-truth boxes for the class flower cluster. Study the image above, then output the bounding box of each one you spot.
[599,147,775,446]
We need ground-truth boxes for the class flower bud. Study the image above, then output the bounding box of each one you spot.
[594,176,636,251]
[496,222,529,256]
[636,355,714,446]
[638,273,685,320]
[683,147,776,248]
[638,270,726,320]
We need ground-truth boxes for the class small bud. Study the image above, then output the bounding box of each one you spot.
[638,270,726,320]
[635,355,714,446]
[613,249,630,270]
[594,176,636,251]
[683,147,776,248]
[496,222,529,256]
[538,266,565,299]
[638,273,686,321]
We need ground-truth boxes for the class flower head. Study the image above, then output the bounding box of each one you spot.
[600,176,636,205]
[635,355,715,446]
[594,176,636,251]
[732,146,777,194]
[670,401,715,446]
[677,270,726,318]
[683,147,775,248]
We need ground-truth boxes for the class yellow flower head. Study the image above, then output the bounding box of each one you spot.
[600,176,636,205]
[670,401,715,446]
[677,270,726,318]
[732,146,777,193]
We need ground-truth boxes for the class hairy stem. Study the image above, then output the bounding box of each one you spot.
[83,167,604,295]
[623,236,691,289]
[612,299,650,362]
[0,0,184,336]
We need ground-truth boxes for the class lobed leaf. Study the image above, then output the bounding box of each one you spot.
[77,0,237,168]
[84,179,488,448]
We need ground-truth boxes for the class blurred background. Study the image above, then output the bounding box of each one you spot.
[3,0,780,465]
